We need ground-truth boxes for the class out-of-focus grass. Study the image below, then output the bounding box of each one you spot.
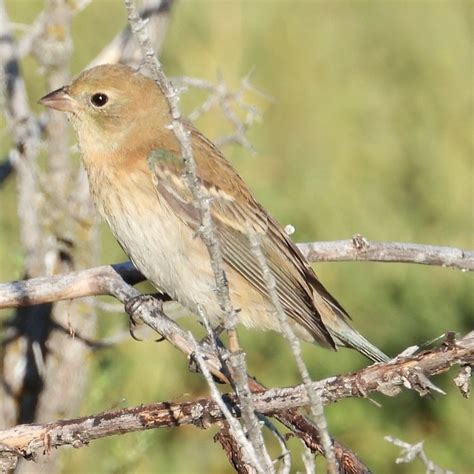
[1,1,472,472]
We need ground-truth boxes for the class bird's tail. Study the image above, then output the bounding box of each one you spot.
[327,323,389,363]
[310,284,389,363]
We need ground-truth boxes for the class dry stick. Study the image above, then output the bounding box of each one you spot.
[0,0,48,436]
[125,0,273,472]
[89,0,173,68]
[124,1,272,470]
[299,236,473,272]
[258,416,291,474]
[196,305,274,472]
[301,442,316,474]
[0,332,471,461]
[124,0,239,344]
[190,329,265,473]
[248,232,337,474]
[0,0,43,275]
[174,73,265,154]
[3,264,470,473]
[11,6,100,474]
[214,422,256,474]
[384,437,454,474]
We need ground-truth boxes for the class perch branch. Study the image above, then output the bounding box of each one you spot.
[0,332,471,464]
[1,237,472,310]
[0,258,368,471]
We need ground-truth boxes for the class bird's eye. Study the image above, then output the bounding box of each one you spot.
[90,93,108,107]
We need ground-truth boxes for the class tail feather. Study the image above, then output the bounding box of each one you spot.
[329,326,390,363]
[312,290,389,363]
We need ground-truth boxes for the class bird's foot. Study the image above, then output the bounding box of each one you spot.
[124,292,172,342]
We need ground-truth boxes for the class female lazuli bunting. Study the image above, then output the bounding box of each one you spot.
[40,64,388,363]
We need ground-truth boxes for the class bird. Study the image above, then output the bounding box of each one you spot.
[39,63,388,363]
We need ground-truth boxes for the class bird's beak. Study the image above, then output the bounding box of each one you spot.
[38,86,75,112]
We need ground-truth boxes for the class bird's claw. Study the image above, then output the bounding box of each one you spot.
[129,318,143,342]
[124,293,171,343]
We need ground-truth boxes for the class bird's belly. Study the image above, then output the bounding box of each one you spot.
[96,181,291,334]
[104,192,223,318]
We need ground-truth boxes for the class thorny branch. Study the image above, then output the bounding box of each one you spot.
[384,437,454,474]
[249,232,337,473]
[124,1,271,471]
[174,72,268,154]
[89,0,173,68]
[0,331,471,468]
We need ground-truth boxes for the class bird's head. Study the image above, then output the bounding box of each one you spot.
[39,64,170,157]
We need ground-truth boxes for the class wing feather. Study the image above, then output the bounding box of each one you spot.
[147,129,337,347]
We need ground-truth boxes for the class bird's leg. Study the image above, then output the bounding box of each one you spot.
[188,323,227,383]
[124,292,172,342]
[198,323,225,345]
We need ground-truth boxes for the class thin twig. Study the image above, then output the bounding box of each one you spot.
[248,232,337,474]
[174,71,268,154]
[258,415,291,474]
[191,330,265,473]
[89,0,173,68]
[124,0,239,334]
[124,2,272,470]
[196,305,273,472]
[1,248,470,471]
[384,436,454,474]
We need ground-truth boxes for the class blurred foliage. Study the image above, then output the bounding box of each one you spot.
[1,0,473,472]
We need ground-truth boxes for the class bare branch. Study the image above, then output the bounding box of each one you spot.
[190,331,266,472]
[0,260,367,471]
[123,2,272,470]
[299,235,473,272]
[249,232,337,473]
[385,436,454,474]
[174,71,268,154]
[124,0,239,338]
[214,422,257,474]
[89,0,173,68]
[0,332,470,465]
[0,0,43,275]
[2,235,471,310]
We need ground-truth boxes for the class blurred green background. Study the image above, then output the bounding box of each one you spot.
[1,0,473,472]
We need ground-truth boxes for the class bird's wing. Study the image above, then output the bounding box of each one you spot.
[147,129,344,348]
